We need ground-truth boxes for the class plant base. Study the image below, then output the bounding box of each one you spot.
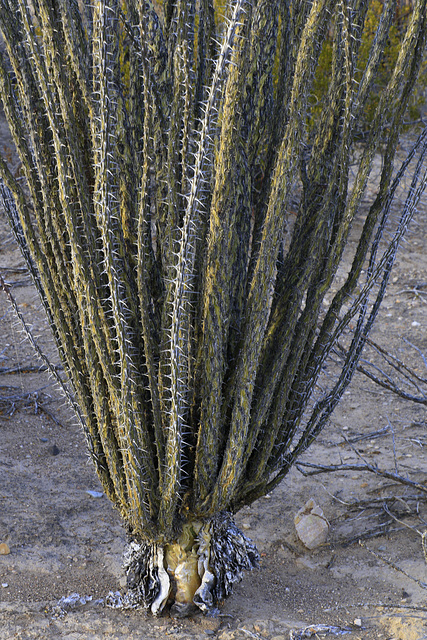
[107,512,259,616]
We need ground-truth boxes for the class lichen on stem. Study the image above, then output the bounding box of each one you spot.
[0,0,426,616]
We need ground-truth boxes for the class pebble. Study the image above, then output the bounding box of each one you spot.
[86,490,104,498]
[48,444,60,456]
[0,542,10,555]
[294,499,330,550]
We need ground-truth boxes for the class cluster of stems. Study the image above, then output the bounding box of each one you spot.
[0,0,426,552]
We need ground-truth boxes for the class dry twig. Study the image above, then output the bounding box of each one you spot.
[359,540,427,589]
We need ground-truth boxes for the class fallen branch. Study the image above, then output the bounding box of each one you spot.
[359,540,427,589]
[0,266,29,274]
[0,363,63,375]
[344,425,390,444]
[296,460,427,496]
[0,384,64,426]
[371,603,427,612]
[336,335,427,403]
[329,524,404,548]
[289,624,355,639]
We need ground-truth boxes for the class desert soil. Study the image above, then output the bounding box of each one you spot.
[0,111,427,640]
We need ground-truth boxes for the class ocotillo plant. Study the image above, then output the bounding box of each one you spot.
[1,0,427,616]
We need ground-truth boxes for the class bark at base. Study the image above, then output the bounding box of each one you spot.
[111,512,259,616]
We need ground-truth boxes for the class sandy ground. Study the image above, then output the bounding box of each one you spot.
[1,115,427,640]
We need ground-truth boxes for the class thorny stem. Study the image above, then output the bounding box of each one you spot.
[0,0,427,612]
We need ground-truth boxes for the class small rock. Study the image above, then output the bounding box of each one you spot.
[1,583,9,588]
[0,543,10,555]
[353,618,362,627]
[294,499,329,550]
[86,490,104,498]
[48,444,60,456]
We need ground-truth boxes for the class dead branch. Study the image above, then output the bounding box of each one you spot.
[359,540,427,589]
[297,460,427,496]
